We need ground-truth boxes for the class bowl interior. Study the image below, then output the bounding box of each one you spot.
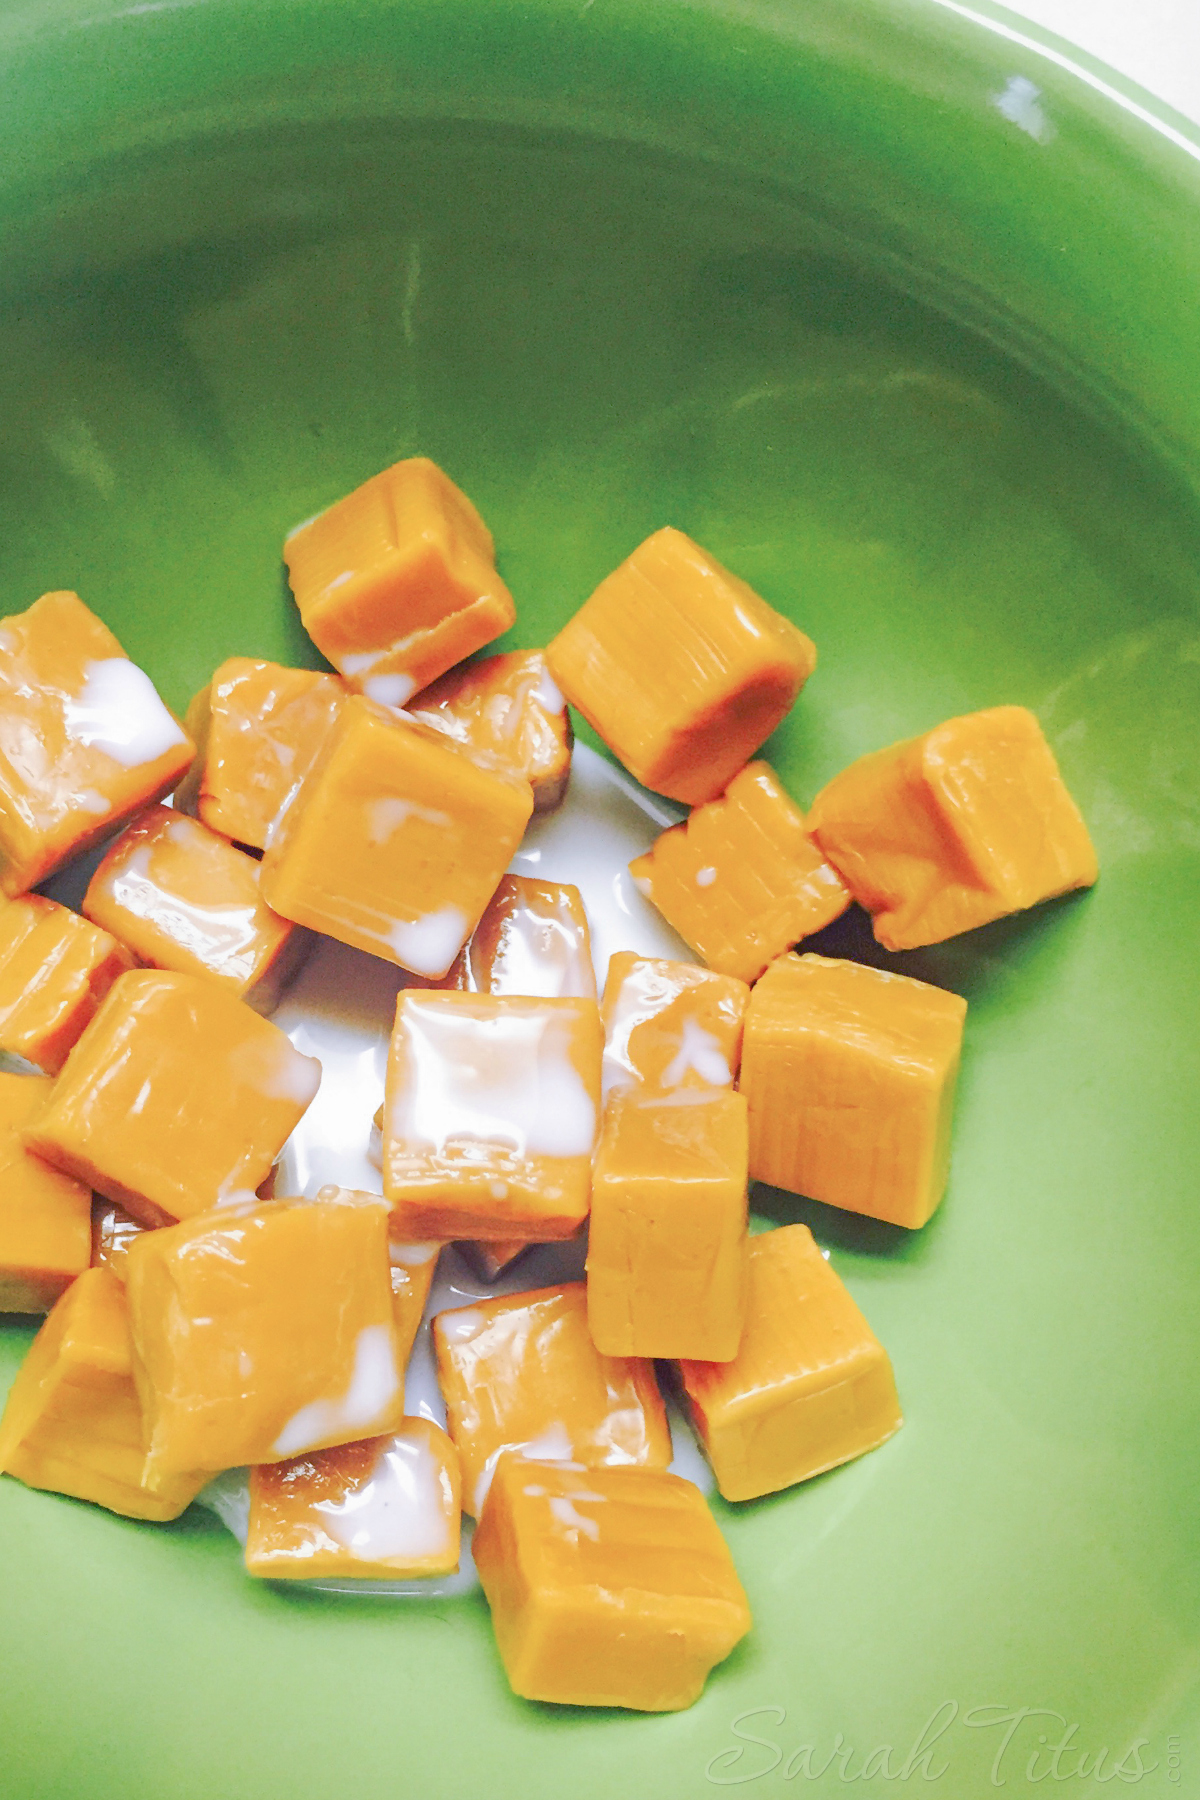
[1,79,1199,1800]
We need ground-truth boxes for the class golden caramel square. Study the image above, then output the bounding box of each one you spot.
[427,876,596,1279]
[125,1195,405,1475]
[383,991,602,1242]
[547,528,815,805]
[83,805,311,1011]
[678,1224,902,1501]
[742,953,966,1228]
[807,705,1097,950]
[260,697,533,978]
[0,1266,206,1519]
[24,969,321,1226]
[443,874,596,1000]
[587,1091,748,1362]
[432,1282,670,1516]
[178,657,347,851]
[600,951,748,1100]
[629,762,850,983]
[474,1456,751,1710]
[0,1072,91,1314]
[0,591,193,895]
[409,650,572,811]
[284,457,515,704]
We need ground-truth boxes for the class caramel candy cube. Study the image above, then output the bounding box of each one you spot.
[0,591,193,895]
[245,1417,460,1581]
[408,650,572,811]
[24,969,321,1226]
[588,1091,748,1362]
[678,1224,902,1500]
[0,895,136,1074]
[433,1282,670,1516]
[0,1074,91,1313]
[177,657,346,851]
[443,875,596,1000]
[600,951,748,1102]
[384,992,602,1242]
[742,953,966,1228]
[629,762,850,983]
[261,697,533,978]
[125,1194,405,1475]
[807,705,1098,950]
[284,457,516,705]
[83,806,312,1012]
[474,1457,751,1711]
[0,1266,206,1519]
[546,528,816,806]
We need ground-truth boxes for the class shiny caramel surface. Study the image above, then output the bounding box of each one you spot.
[284,457,515,704]
[445,874,595,1000]
[245,1417,461,1580]
[432,1281,670,1517]
[383,991,602,1242]
[629,760,850,982]
[126,1195,404,1474]
[0,894,135,1074]
[408,650,572,810]
[547,527,815,805]
[83,805,308,1006]
[0,591,193,895]
[261,697,533,977]
[474,1455,750,1710]
[807,704,1098,950]
[742,952,966,1228]
[0,1072,91,1315]
[678,1224,902,1501]
[0,1265,205,1519]
[599,950,747,1100]
[182,657,346,852]
[24,969,321,1225]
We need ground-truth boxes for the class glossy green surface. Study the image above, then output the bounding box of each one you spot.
[1,2,1199,1796]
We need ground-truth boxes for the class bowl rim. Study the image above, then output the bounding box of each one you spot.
[3,0,1199,504]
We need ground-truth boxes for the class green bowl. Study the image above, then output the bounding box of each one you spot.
[2,1,1199,1795]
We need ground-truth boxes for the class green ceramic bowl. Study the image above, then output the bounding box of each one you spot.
[2,1,1199,1795]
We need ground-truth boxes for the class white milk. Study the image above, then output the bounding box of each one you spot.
[63,658,188,768]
